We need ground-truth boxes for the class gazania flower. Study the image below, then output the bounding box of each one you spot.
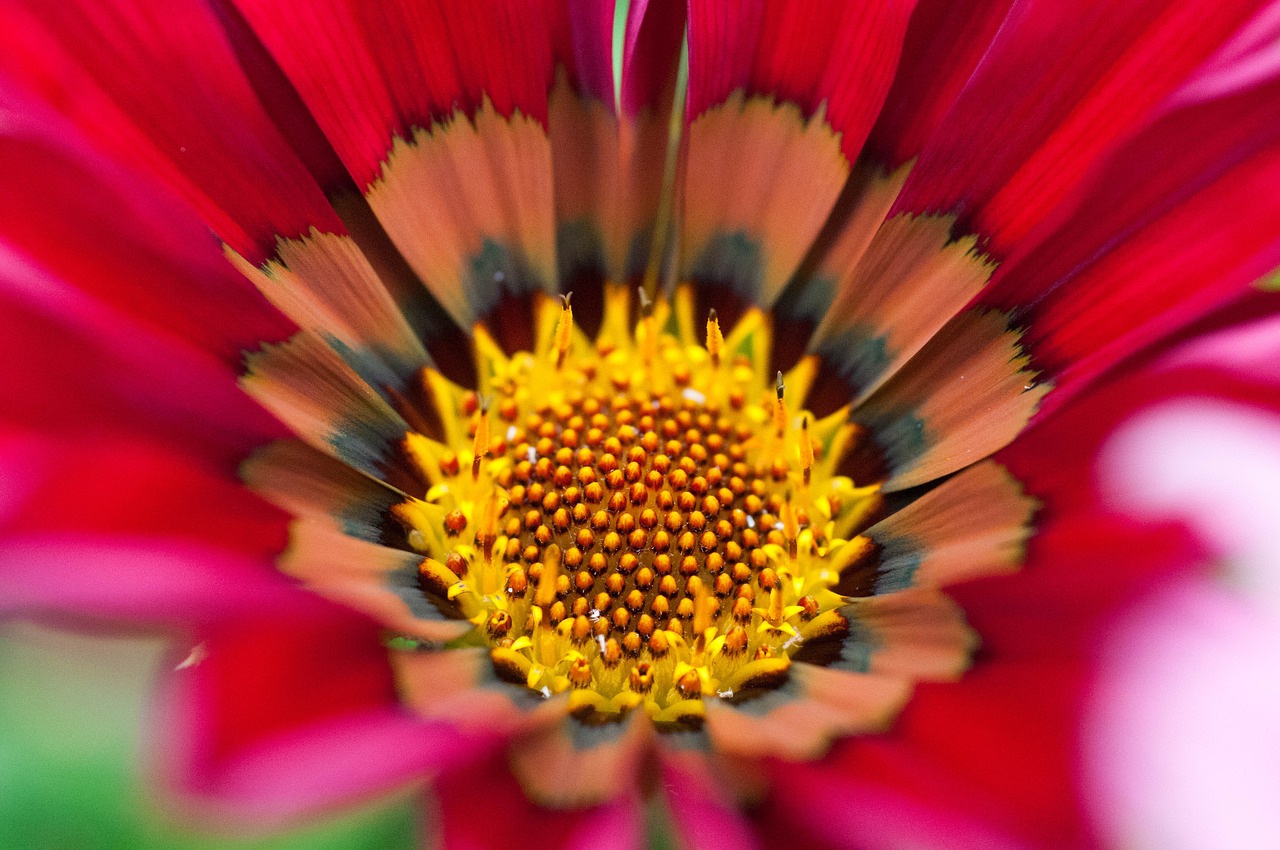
[3,0,1280,847]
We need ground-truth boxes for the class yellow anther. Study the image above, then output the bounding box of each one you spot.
[554,292,573,370]
[471,398,491,480]
[706,309,723,368]
[534,544,561,608]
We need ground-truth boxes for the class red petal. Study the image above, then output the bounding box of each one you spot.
[233,0,557,188]
[0,0,344,264]
[162,599,484,822]
[981,60,1280,406]
[620,1,686,116]
[0,251,284,455]
[433,751,642,850]
[867,0,1016,166]
[892,0,1269,256]
[0,91,294,365]
[687,0,916,163]
[0,431,284,553]
[765,515,1200,849]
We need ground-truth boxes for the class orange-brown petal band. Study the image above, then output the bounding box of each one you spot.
[227,233,430,388]
[794,588,976,682]
[807,213,995,403]
[681,0,916,318]
[242,439,399,542]
[550,0,684,296]
[836,460,1036,596]
[393,646,569,736]
[704,663,910,762]
[849,309,1050,492]
[233,0,563,349]
[278,520,470,644]
[240,332,413,478]
[509,710,652,808]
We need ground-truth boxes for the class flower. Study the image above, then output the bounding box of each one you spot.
[2,0,1280,847]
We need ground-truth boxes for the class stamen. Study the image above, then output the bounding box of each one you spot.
[706,309,723,368]
[774,371,787,439]
[800,415,814,486]
[554,292,573,370]
[637,288,656,368]
[472,396,491,480]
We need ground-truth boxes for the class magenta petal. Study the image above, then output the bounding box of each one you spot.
[768,761,1033,850]
[561,795,644,850]
[659,753,760,850]
[158,599,498,824]
[435,750,641,850]
[0,535,296,624]
[170,706,486,824]
[619,1,685,116]
[561,0,614,106]
[868,0,1016,165]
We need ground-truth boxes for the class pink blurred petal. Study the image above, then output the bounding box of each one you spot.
[1101,398,1280,612]
[1086,580,1280,850]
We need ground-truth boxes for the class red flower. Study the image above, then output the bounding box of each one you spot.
[2,1,1279,847]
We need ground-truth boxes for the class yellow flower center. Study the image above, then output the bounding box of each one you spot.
[395,290,880,729]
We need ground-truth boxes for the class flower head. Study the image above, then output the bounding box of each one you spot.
[3,0,1280,847]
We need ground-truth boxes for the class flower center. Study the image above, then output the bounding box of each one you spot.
[396,294,876,728]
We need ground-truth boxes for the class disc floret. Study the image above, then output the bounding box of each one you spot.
[395,291,877,728]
